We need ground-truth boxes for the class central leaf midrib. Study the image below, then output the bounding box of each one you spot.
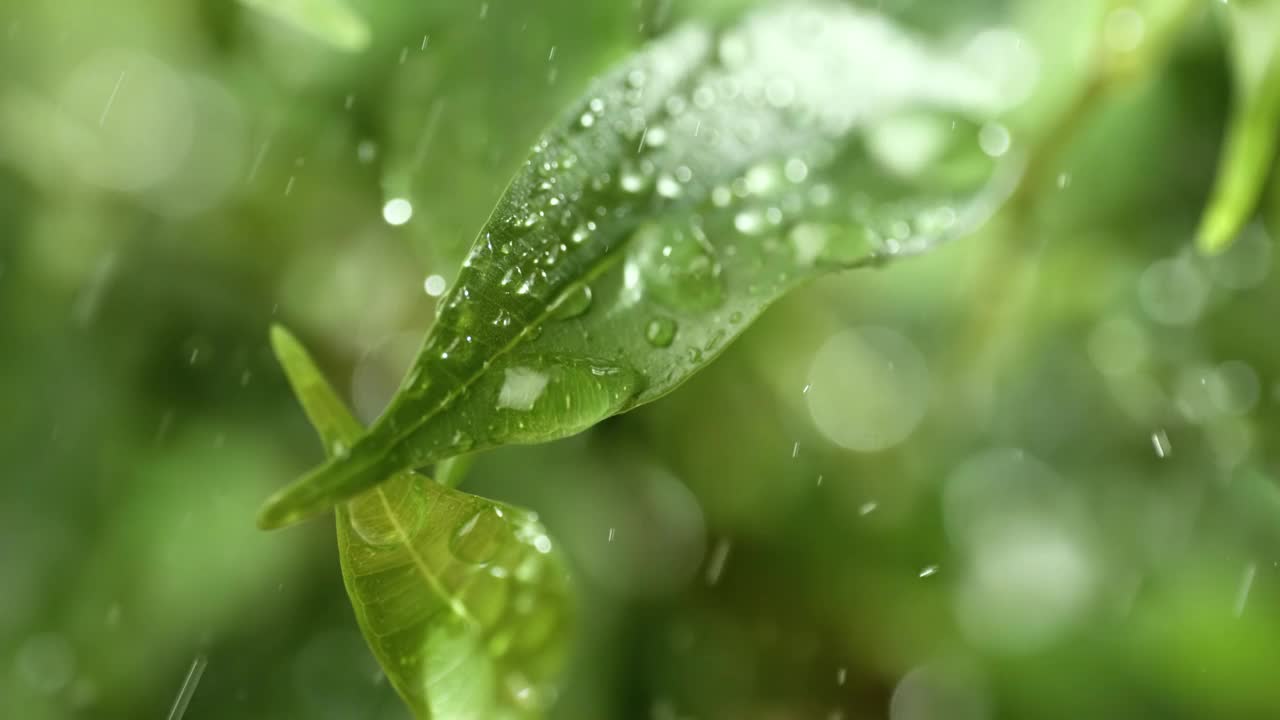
[374,480,479,627]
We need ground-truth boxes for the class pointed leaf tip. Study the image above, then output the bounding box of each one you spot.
[262,323,370,529]
[268,323,302,364]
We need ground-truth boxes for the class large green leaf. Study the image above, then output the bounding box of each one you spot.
[270,326,573,719]
[1197,0,1280,254]
[258,1,1021,529]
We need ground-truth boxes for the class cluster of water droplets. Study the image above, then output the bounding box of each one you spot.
[368,2,1017,467]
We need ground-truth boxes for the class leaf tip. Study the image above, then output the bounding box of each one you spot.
[256,490,309,531]
[268,322,304,364]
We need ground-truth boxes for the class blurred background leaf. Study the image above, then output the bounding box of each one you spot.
[1196,0,1280,253]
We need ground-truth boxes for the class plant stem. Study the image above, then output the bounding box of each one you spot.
[947,0,1204,419]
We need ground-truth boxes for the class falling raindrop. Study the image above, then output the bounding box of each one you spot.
[497,366,551,411]
[705,538,732,585]
[1151,429,1171,458]
[1234,561,1257,617]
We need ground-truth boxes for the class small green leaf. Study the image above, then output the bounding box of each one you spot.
[239,0,371,52]
[259,2,1020,528]
[1197,0,1280,254]
[270,326,574,719]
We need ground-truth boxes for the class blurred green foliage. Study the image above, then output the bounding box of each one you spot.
[2,1,1279,719]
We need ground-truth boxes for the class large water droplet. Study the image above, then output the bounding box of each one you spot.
[645,317,677,347]
[631,222,725,312]
[450,508,508,565]
[550,285,593,320]
[497,367,551,411]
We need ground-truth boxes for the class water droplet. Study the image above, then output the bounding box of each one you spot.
[382,197,413,226]
[619,164,649,193]
[745,164,779,195]
[784,157,809,183]
[497,366,550,411]
[978,122,1011,158]
[505,671,545,710]
[550,285,593,320]
[734,211,764,235]
[806,327,930,452]
[645,317,677,347]
[579,112,595,128]
[656,173,682,198]
[456,566,510,625]
[423,274,447,297]
[632,223,724,312]
[1138,255,1208,326]
[571,222,594,244]
[1088,316,1147,375]
[450,508,507,564]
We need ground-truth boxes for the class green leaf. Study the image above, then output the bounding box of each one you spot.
[239,0,371,52]
[1197,0,1280,254]
[258,1,1021,529]
[270,326,574,719]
